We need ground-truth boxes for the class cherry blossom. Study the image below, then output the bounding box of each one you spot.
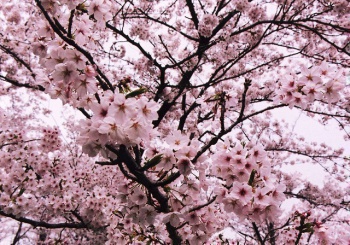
[0,0,349,244]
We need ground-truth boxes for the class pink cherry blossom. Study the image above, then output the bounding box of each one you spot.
[73,74,98,97]
[84,65,97,77]
[1,0,350,244]
[130,187,147,206]
[176,157,193,176]
[98,117,125,142]
[52,61,78,82]
[230,182,253,205]
[165,131,190,151]
[88,0,111,23]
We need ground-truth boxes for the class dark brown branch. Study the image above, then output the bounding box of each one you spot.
[71,210,87,227]
[265,147,347,161]
[178,101,200,131]
[211,10,239,37]
[193,101,286,163]
[266,222,276,245]
[53,17,67,34]
[1,139,41,150]
[214,0,229,15]
[284,191,341,207]
[237,79,251,122]
[295,216,305,245]
[78,107,91,119]
[0,210,89,229]
[105,22,162,69]
[0,75,45,91]
[252,222,265,245]
[263,219,292,244]
[185,0,199,29]
[105,144,183,243]
[189,196,216,212]
[228,19,349,56]
[0,45,34,75]
[67,9,75,38]
[11,222,23,245]
[155,172,181,187]
[166,222,182,245]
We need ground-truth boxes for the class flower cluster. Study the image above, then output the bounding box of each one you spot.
[129,24,150,40]
[211,142,286,222]
[78,91,159,157]
[198,14,218,38]
[37,46,99,105]
[87,0,112,24]
[1,0,350,244]
[40,126,62,152]
[274,62,345,108]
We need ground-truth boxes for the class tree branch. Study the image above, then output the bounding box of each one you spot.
[0,210,89,229]
[185,0,199,29]
[0,75,45,91]
[252,222,265,245]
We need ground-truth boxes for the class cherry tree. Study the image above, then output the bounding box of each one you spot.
[0,0,350,244]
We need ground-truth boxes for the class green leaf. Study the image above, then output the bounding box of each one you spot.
[18,188,25,197]
[301,222,315,233]
[113,210,123,218]
[125,87,147,99]
[76,3,87,11]
[141,154,163,171]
